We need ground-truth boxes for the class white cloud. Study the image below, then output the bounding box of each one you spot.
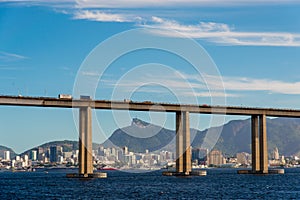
[141,17,300,47]
[197,73,300,95]
[102,71,300,98]
[73,10,134,22]
[101,71,227,98]
[222,76,300,95]
[3,0,300,47]
[0,51,28,62]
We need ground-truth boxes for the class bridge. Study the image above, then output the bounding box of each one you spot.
[1,95,299,176]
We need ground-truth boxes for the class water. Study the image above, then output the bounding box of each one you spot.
[1,168,300,199]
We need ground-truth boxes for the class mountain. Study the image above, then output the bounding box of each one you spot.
[107,118,300,156]
[0,145,16,159]
[191,119,252,156]
[103,118,175,152]
[194,117,300,156]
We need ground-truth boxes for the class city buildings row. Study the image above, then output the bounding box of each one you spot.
[0,146,299,171]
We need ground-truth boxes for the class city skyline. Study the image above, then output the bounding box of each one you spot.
[1,1,300,153]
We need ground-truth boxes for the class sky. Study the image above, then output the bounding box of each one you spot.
[1,0,300,153]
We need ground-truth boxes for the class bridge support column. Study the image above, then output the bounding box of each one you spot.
[250,114,268,174]
[176,112,183,173]
[67,101,107,178]
[182,111,191,174]
[176,111,191,175]
[259,114,268,174]
[251,115,260,173]
[79,106,93,176]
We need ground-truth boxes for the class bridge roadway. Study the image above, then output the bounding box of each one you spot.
[0,95,295,176]
[1,95,300,117]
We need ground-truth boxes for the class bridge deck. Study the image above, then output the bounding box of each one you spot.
[0,95,300,117]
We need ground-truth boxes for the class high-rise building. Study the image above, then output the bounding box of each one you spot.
[98,146,104,156]
[208,149,225,166]
[38,147,44,161]
[192,148,208,165]
[123,146,128,155]
[24,155,29,167]
[30,150,37,161]
[57,155,64,164]
[105,148,111,157]
[51,147,57,162]
[46,148,50,160]
[236,152,251,165]
[118,150,124,162]
[50,146,63,163]
[16,155,20,161]
[4,151,10,161]
[272,147,280,160]
[50,146,57,162]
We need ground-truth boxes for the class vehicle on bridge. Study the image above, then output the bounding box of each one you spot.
[58,94,72,99]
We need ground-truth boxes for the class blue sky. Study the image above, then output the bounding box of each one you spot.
[1,0,300,153]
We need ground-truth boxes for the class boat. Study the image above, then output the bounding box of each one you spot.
[98,166,117,171]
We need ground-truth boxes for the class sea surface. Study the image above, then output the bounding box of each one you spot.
[1,168,300,199]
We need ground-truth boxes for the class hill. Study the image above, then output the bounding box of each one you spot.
[20,140,102,156]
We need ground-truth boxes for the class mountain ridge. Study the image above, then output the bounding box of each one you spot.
[2,117,300,157]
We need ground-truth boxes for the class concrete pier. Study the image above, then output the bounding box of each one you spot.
[251,115,260,173]
[176,112,184,173]
[182,112,191,174]
[67,97,107,179]
[247,114,269,174]
[176,111,191,175]
[166,111,199,176]
[259,114,268,174]
[250,114,268,174]
[79,106,93,175]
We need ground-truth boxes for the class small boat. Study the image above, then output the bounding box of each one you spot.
[98,166,117,171]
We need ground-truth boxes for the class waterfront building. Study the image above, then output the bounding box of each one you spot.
[50,146,57,162]
[208,149,225,166]
[272,147,280,160]
[58,155,64,164]
[4,151,10,161]
[118,150,124,162]
[236,152,251,165]
[64,151,73,159]
[50,146,63,163]
[98,146,104,156]
[104,148,111,157]
[11,159,15,168]
[24,155,29,167]
[30,150,37,161]
[37,147,44,160]
[192,148,208,165]
[123,146,128,155]
[15,155,20,161]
